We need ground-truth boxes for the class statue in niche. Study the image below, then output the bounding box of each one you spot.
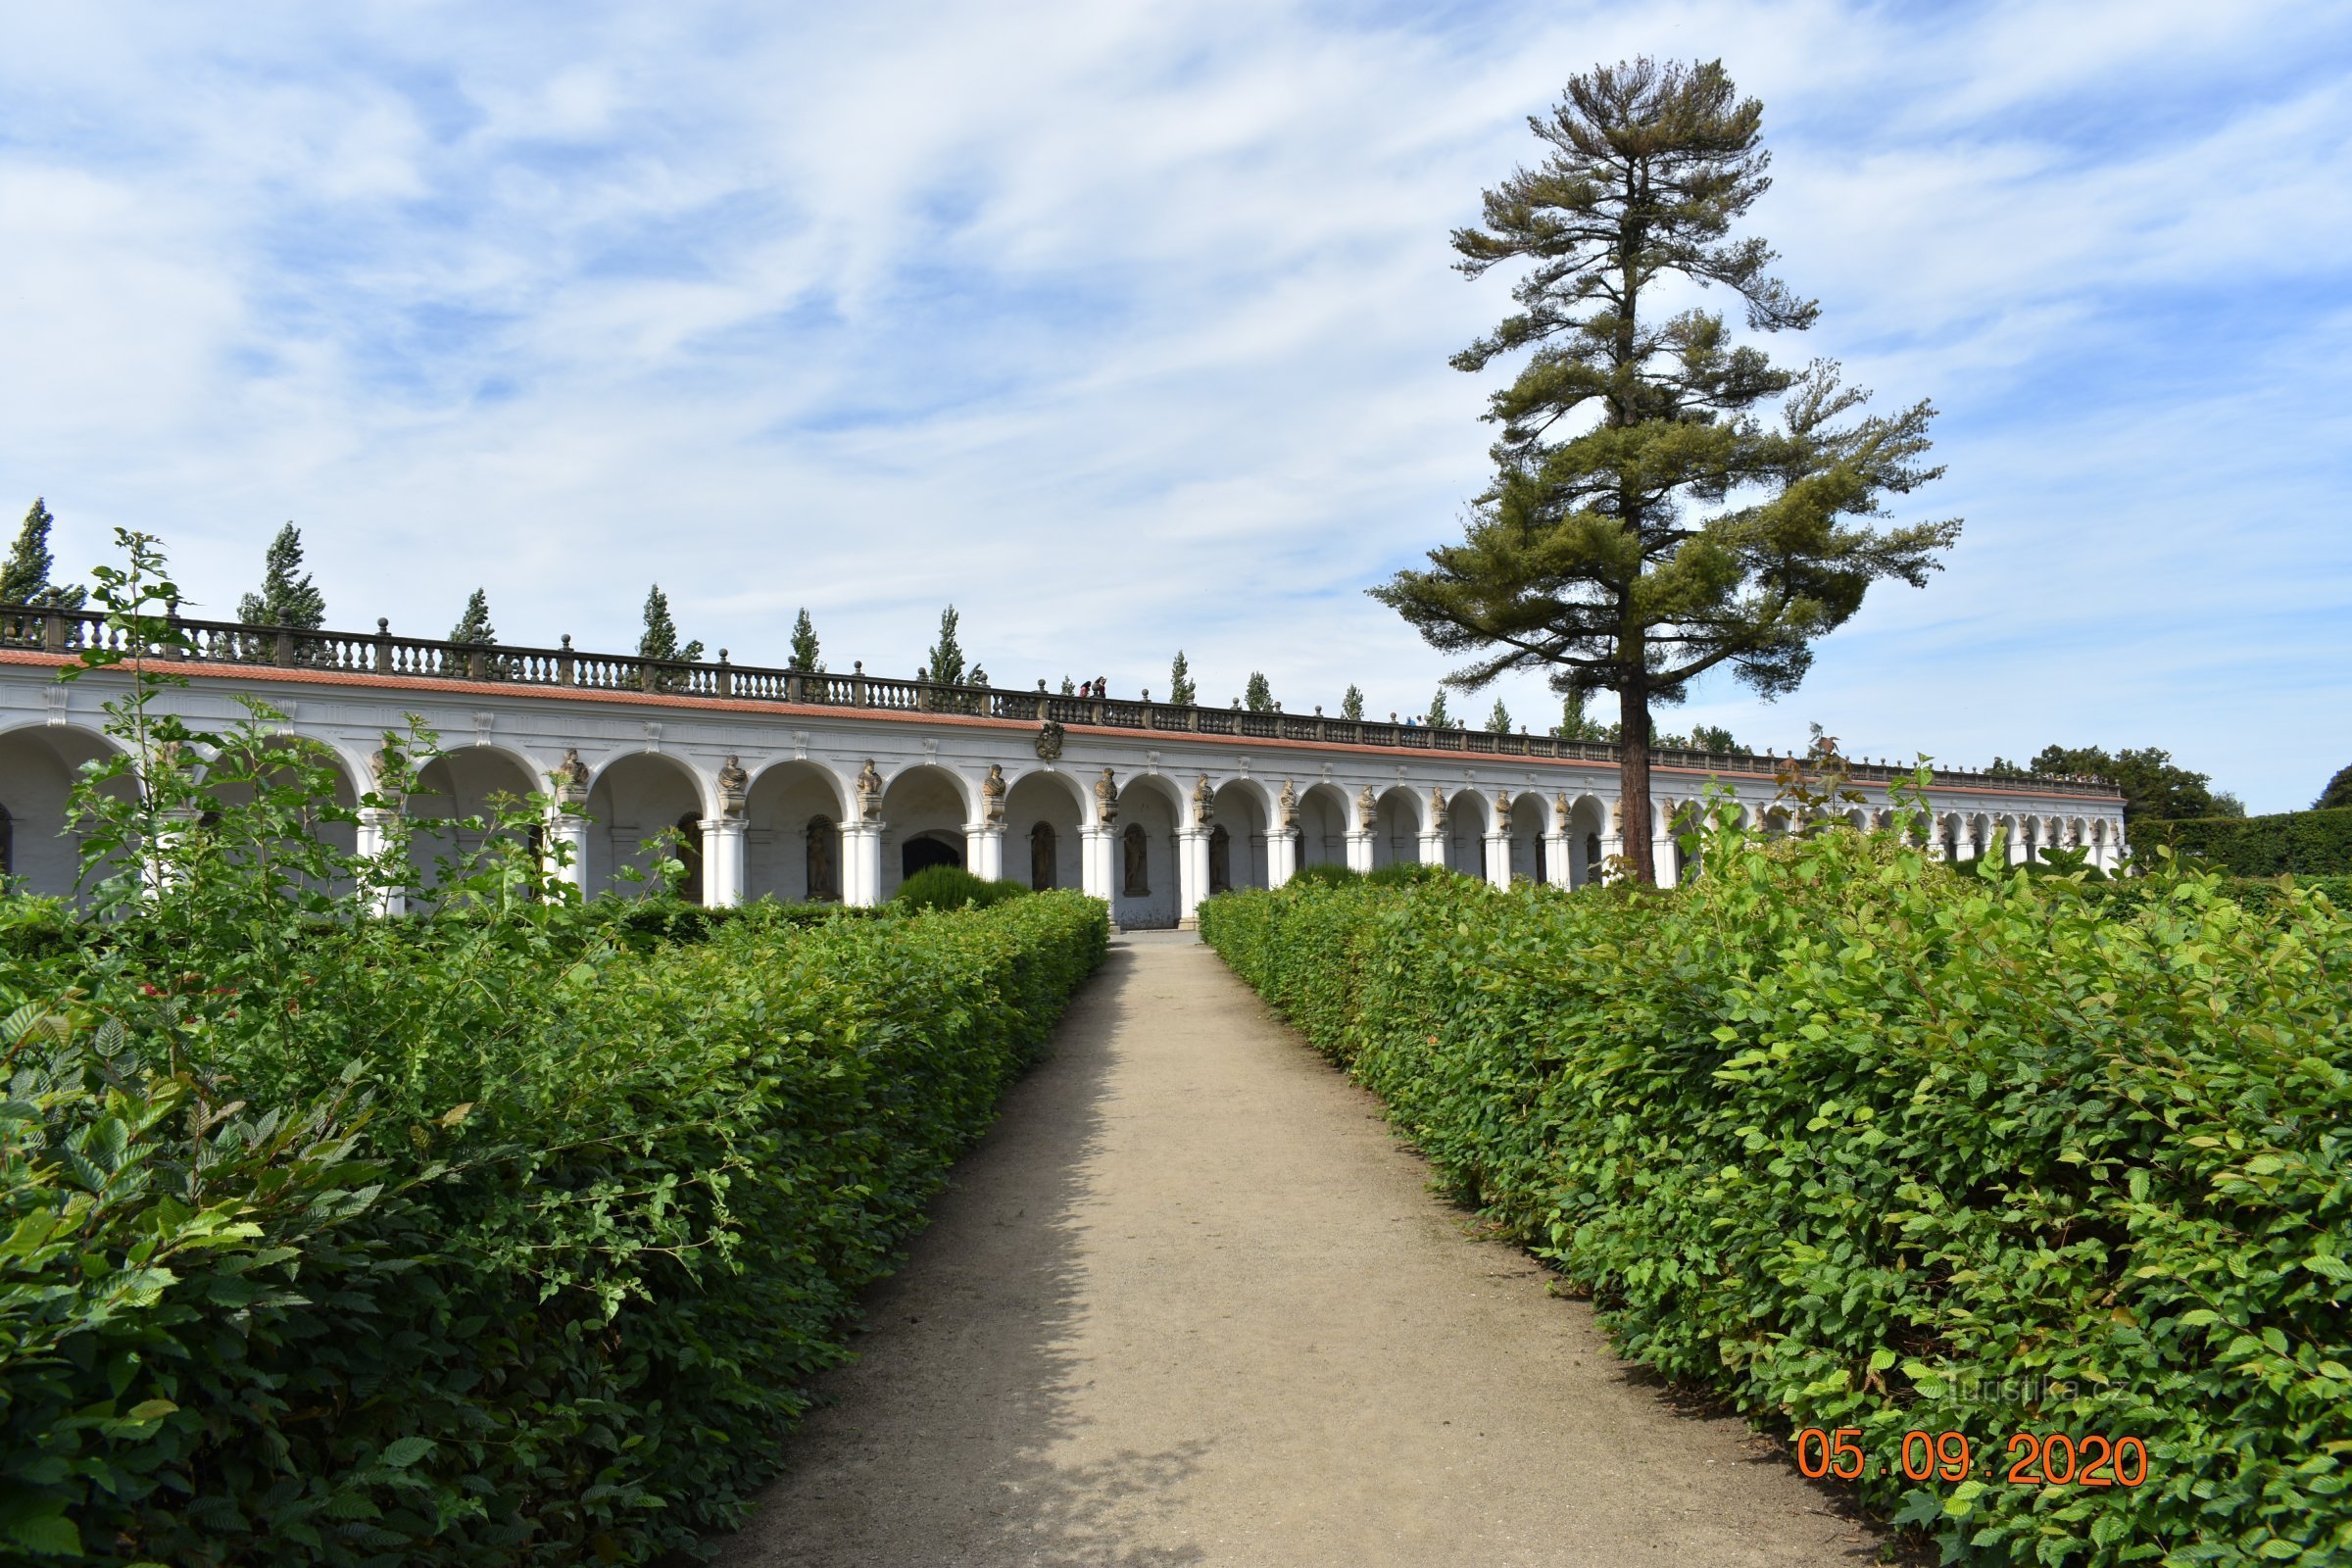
[982,762,1006,825]
[1191,775,1214,829]
[716,755,749,818]
[1122,822,1150,895]
[1030,820,1056,890]
[1428,787,1447,832]
[363,743,405,805]
[551,748,590,807]
[1277,778,1298,831]
[1554,791,1571,829]
[1035,720,1065,760]
[1355,783,1377,827]
[1494,789,1513,835]
[1094,767,1119,827]
[806,816,839,901]
[855,760,884,822]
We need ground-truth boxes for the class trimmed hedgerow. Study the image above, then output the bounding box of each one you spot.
[2130,808,2352,877]
[0,531,1111,1566]
[891,863,1033,911]
[1200,811,2351,1566]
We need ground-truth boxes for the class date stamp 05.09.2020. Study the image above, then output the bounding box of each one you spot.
[1790,1429,2151,1489]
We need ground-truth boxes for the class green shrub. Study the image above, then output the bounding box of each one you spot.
[0,530,1113,1566]
[891,863,1032,912]
[1200,808,2352,1565]
[1362,859,1464,888]
[1284,860,1361,889]
[2131,807,2352,876]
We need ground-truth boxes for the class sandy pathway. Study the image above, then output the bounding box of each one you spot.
[711,931,1878,1567]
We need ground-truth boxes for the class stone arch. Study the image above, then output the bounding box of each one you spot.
[1443,787,1490,875]
[745,760,851,904]
[1297,782,1351,868]
[1563,792,1609,887]
[879,763,970,897]
[199,734,365,900]
[0,722,133,901]
[1370,784,1421,869]
[1006,767,1085,892]
[585,751,705,900]
[1211,779,1272,893]
[1114,773,1184,929]
[406,744,542,899]
[1507,789,1549,883]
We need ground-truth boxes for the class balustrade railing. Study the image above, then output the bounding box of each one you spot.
[0,600,2123,797]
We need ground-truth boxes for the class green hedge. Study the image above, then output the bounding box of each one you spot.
[2130,808,2352,876]
[0,892,1107,1565]
[1200,837,2351,1565]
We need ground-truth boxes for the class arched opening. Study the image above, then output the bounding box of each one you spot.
[1207,824,1231,894]
[0,801,12,884]
[674,812,706,903]
[806,816,840,901]
[406,746,541,903]
[745,760,850,903]
[585,752,705,901]
[1114,776,1182,929]
[0,724,120,899]
[200,737,364,902]
[902,832,962,880]
[1371,785,1420,869]
[1029,820,1057,890]
[1445,789,1489,877]
[878,764,969,900]
[1507,791,1548,884]
[1005,769,1084,894]
[1297,783,1350,867]
[1563,793,1609,888]
[1210,779,1272,891]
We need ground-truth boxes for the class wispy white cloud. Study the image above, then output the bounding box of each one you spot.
[0,0,2346,808]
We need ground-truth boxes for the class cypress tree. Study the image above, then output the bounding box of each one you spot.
[1427,688,1452,729]
[1244,671,1274,712]
[789,608,823,672]
[0,499,84,611]
[1555,691,1607,740]
[1372,59,1957,882]
[1486,697,1511,733]
[922,606,966,686]
[448,588,496,645]
[1059,675,1077,695]
[638,585,704,663]
[1168,651,1198,706]
[237,522,326,628]
[1341,685,1365,720]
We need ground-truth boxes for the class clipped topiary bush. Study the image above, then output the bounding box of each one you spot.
[1200,795,2352,1565]
[1284,860,1361,889]
[891,863,1033,911]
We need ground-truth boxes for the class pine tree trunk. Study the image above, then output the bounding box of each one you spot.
[1618,668,1655,886]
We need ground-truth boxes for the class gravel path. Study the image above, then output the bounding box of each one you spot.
[710,931,1880,1567]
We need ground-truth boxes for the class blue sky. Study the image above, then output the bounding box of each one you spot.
[3,1,2346,809]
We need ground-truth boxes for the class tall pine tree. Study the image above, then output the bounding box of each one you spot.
[1426,688,1452,729]
[1486,697,1511,733]
[1372,60,1957,881]
[237,523,326,628]
[0,499,84,610]
[789,608,823,672]
[1341,684,1365,720]
[1244,671,1274,712]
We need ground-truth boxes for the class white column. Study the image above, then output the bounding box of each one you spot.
[1177,827,1208,928]
[2007,825,2028,866]
[1598,831,1622,884]
[1345,829,1375,873]
[965,823,1004,882]
[1954,825,1978,865]
[1483,831,1512,890]
[2112,826,2129,872]
[1081,825,1114,905]
[700,816,746,907]
[356,807,407,917]
[842,821,883,907]
[1543,830,1572,889]
[1651,824,1676,885]
[544,807,591,899]
[1418,828,1447,867]
[1268,826,1298,889]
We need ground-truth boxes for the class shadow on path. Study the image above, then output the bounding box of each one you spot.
[710,943,1207,1568]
